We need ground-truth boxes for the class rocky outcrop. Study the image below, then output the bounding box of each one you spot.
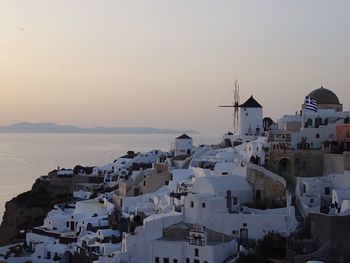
[0,179,71,246]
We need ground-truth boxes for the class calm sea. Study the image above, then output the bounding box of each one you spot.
[0,133,220,221]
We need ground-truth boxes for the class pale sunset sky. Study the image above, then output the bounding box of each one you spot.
[0,1,349,135]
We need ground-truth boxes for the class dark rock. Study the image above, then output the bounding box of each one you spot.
[0,179,71,246]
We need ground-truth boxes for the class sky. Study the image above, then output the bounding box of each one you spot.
[0,1,349,135]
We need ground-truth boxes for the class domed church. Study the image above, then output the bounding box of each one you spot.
[302,86,343,112]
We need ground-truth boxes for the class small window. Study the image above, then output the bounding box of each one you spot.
[66,221,69,228]
[347,131,350,138]
[316,133,320,139]
[325,187,330,195]
[155,258,160,263]
[232,196,238,205]
[222,172,228,175]
[143,180,146,187]
[246,113,248,116]
[191,201,194,208]
[202,203,206,208]
[195,248,199,257]
[310,198,314,204]
[163,258,169,263]
[186,258,190,263]
[173,259,178,263]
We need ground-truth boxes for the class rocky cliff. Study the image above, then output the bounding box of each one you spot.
[0,179,72,246]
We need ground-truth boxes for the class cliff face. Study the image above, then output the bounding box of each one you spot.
[0,179,71,246]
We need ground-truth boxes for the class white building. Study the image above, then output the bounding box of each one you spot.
[151,223,238,263]
[296,171,350,217]
[222,95,264,146]
[191,175,253,205]
[274,86,350,150]
[239,95,263,142]
[171,134,193,156]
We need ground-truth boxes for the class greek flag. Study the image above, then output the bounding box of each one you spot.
[305,96,317,112]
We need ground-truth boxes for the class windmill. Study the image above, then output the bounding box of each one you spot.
[219,80,240,134]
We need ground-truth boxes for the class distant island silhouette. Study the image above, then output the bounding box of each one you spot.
[0,122,199,134]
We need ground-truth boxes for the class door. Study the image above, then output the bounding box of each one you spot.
[240,228,248,245]
[70,221,75,231]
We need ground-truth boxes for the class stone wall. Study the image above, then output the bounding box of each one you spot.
[246,163,286,206]
[309,213,350,244]
[344,151,350,171]
[295,239,350,263]
[323,153,344,176]
[295,151,324,177]
[42,175,92,193]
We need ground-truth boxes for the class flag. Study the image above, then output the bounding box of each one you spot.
[305,96,317,112]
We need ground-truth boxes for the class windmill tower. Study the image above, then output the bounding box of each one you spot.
[219,80,240,134]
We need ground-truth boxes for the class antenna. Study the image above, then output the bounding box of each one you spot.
[219,80,240,133]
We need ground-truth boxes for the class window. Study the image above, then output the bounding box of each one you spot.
[202,203,206,208]
[143,180,146,187]
[310,198,314,204]
[306,118,313,127]
[222,172,228,175]
[347,131,350,138]
[186,258,190,263]
[191,201,194,208]
[232,196,238,205]
[316,133,320,139]
[163,258,169,263]
[66,221,69,228]
[173,259,178,263]
[325,187,330,195]
[154,256,159,263]
[195,248,199,257]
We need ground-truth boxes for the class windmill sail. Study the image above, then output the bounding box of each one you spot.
[219,80,240,133]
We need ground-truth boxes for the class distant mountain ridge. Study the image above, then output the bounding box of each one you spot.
[0,122,199,134]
